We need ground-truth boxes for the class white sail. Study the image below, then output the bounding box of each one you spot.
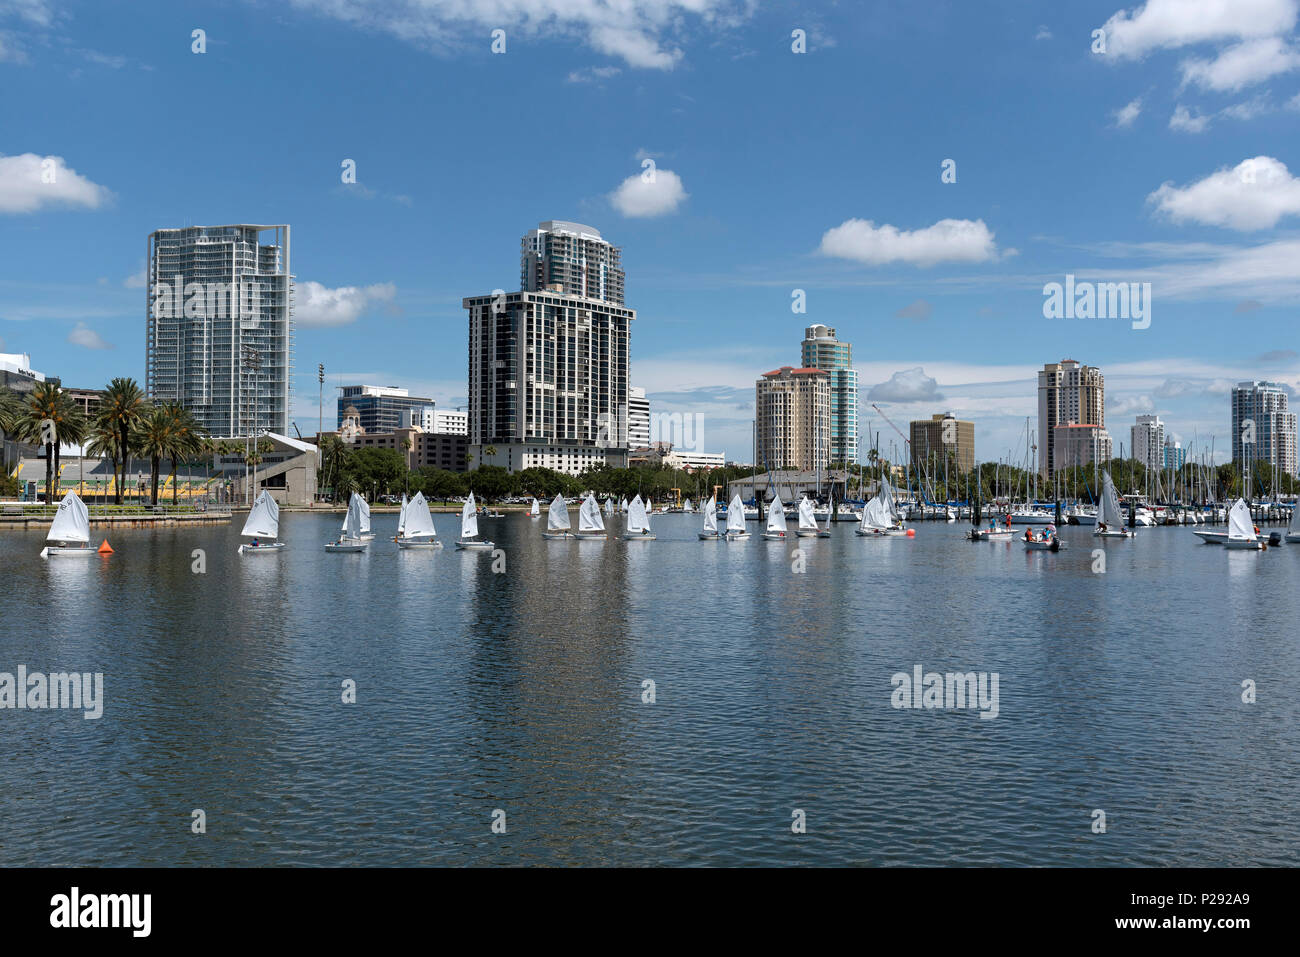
[340,494,371,534]
[683,498,693,513]
[343,492,364,540]
[461,493,479,539]
[604,497,614,516]
[880,479,900,522]
[620,497,629,513]
[1289,502,1300,534]
[1098,471,1124,526]
[579,493,604,531]
[397,495,409,537]
[626,495,650,533]
[529,497,540,517]
[47,490,90,543]
[726,494,747,533]
[703,494,718,532]
[860,493,890,530]
[797,496,817,530]
[547,493,571,531]
[403,492,437,539]
[767,495,788,533]
[241,490,279,539]
[1228,499,1255,540]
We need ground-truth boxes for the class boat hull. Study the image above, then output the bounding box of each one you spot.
[456,540,495,549]
[622,532,656,541]
[397,538,442,549]
[1193,531,1228,544]
[724,531,750,540]
[1287,533,1300,543]
[541,530,572,539]
[1024,540,1067,551]
[324,541,367,552]
[42,544,97,557]
[238,542,285,554]
[795,528,820,537]
[1094,529,1132,538]
[574,531,606,540]
[1224,539,1263,550]
[762,531,787,541]
[698,531,720,540]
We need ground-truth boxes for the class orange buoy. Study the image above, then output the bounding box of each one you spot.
[98,540,113,554]
[906,529,916,537]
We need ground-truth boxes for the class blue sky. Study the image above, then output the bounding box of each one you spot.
[2,0,1298,464]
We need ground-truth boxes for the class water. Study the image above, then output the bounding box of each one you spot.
[2,513,1297,866]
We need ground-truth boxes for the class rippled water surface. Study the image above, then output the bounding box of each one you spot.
[1,512,1297,866]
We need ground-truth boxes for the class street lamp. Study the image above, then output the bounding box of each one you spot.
[241,345,261,504]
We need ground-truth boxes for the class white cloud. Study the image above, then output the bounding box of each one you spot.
[868,367,944,403]
[1179,36,1300,91]
[0,31,26,63]
[609,168,687,217]
[285,0,743,69]
[819,218,999,267]
[1,0,55,27]
[66,323,112,350]
[1288,91,1300,109]
[1168,104,1210,132]
[1035,25,1053,41]
[1114,96,1143,126]
[124,263,146,289]
[295,280,397,327]
[1148,156,1300,230]
[567,64,621,82]
[1099,0,1297,59]
[0,154,112,214]
[894,299,933,320]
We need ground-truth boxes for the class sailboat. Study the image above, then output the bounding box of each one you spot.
[604,497,614,518]
[456,492,494,549]
[856,479,907,536]
[795,496,820,538]
[622,494,655,540]
[1094,471,1132,538]
[1286,503,1300,543]
[529,497,541,519]
[237,489,284,554]
[397,491,441,548]
[698,493,720,540]
[394,494,408,540]
[763,494,788,540]
[1225,498,1263,550]
[682,497,694,513]
[541,492,572,539]
[619,497,629,514]
[325,492,369,551]
[576,492,606,539]
[724,492,749,540]
[340,493,374,541]
[40,490,96,558]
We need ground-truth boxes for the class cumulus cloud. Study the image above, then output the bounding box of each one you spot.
[1148,156,1300,230]
[1098,0,1297,59]
[1179,35,1300,91]
[609,168,687,217]
[67,323,112,350]
[0,154,112,214]
[567,65,621,82]
[1114,97,1143,126]
[819,218,999,267]
[1035,25,1053,41]
[894,299,933,320]
[295,280,397,327]
[868,367,943,403]
[285,0,745,69]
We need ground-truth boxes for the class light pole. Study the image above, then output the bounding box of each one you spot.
[241,345,261,505]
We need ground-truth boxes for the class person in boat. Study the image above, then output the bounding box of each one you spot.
[251,537,259,547]
[1097,521,1107,533]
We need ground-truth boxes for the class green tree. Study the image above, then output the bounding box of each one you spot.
[100,378,147,504]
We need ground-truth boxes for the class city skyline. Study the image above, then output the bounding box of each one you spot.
[3,0,1299,464]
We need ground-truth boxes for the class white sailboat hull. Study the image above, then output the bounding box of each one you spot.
[725,531,749,540]
[1094,528,1132,538]
[42,544,97,558]
[622,531,656,541]
[795,528,820,537]
[1024,539,1067,551]
[238,542,285,554]
[1224,539,1263,550]
[541,530,572,539]
[574,530,605,539]
[1286,533,1300,543]
[1193,530,1228,544]
[397,537,442,549]
[698,530,720,540]
[856,527,906,536]
[762,531,787,540]
[324,540,368,552]
[456,539,494,549]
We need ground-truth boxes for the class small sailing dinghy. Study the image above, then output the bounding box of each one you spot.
[1286,503,1300,543]
[698,493,720,540]
[576,492,606,539]
[623,494,655,540]
[604,497,614,518]
[619,497,629,515]
[339,493,374,541]
[397,491,441,548]
[1093,471,1131,538]
[763,494,788,540]
[237,489,284,554]
[1225,499,1263,550]
[724,493,750,540]
[529,497,541,519]
[856,480,907,536]
[325,492,369,551]
[795,496,820,538]
[40,490,96,558]
[456,492,494,549]
[393,494,408,540]
[682,498,694,513]
[542,493,573,539]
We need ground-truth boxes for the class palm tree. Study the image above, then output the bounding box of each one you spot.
[133,406,172,506]
[85,418,122,504]
[161,404,205,505]
[16,382,84,504]
[100,378,147,504]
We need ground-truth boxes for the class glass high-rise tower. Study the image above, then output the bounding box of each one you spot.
[145,224,293,437]
[800,324,858,465]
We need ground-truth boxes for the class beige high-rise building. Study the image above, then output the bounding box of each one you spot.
[1038,359,1106,475]
[910,413,975,473]
[756,366,830,471]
